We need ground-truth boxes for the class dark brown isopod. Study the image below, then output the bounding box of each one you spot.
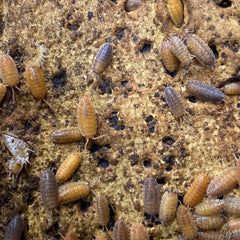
[186,34,216,68]
[92,43,113,74]
[96,195,110,227]
[125,0,142,12]
[113,219,130,240]
[143,175,159,216]
[4,215,24,240]
[51,127,83,143]
[40,169,59,210]
[186,80,225,103]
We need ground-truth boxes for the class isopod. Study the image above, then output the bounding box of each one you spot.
[236,156,240,186]
[4,215,24,240]
[159,190,178,226]
[160,41,180,73]
[130,222,149,240]
[125,0,142,12]
[164,86,191,126]
[186,34,216,68]
[56,153,81,183]
[113,219,130,240]
[96,195,110,227]
[183,173,209,207]
[207,167,237,198]
[195,215,225,230]
[95,233,107,240]
[77,97,97,149]
[223,82,240,95]
[197,231,224,240]
[169,36,193,67]
[92,43,113,75]
[167,0,184,27]
[224,197,240,216]
[51,127,83,143]
[186,80,225,103]
[143,175,159,216]
[65,232,78,240]
[177,204,197,240]
[58,181,90,204]
[227,218,240,231]
[0,83,6,103]
[195,199,225,216]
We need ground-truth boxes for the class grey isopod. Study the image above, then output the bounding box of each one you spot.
[4,215,24,240]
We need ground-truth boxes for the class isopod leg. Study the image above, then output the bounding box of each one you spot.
[47,210,53,228]
[11,88,15,104]
[84,138,89,151]
[183,117,192,126]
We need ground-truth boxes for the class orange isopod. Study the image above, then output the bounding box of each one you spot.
[195,199,225,216]
[0,83,6,103]
[56,153,81,183]
[77,97,97,148]
[167,0,184,27]
[207,167,237,198]
[65,232,78,240]
[96,195,110,227]
[177,204,197,240]
[51,127,83,143]
[58,181,90,204]
[183,173,209,207]
[195,215,225,230]
[223,82,240,95]
[130,222,149,240]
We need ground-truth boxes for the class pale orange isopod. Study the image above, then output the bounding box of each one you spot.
[51,127,83,143]
[197,231,224,240]
[58,181,90,204]
[77,97,97,149]
[195,199,225,216]
[227,218,240,231]
[167,0,184,27]
[0,83,6,103]
[95,233,107,240]
[96,195,110,227]
[223,82,240,95]
[183,173,209,207]
[224,197,240,216]
[207,167,237,198]
[130,222,149,240]
[56,153,81,183]
[195,215,225,230]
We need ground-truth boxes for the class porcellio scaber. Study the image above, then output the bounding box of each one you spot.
[130,222,149,240]
[96,195,110,227]
[113,219,130,240]
[195,199,225,216]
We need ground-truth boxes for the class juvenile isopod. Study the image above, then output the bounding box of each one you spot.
[143,175,159,216]
[186,80,225,103]
[183,173,209,208]
[195,199,225,216]
[207,167,237,198]
[65,232,78,240]
[197,231,224,240]
[4,215,24,240]
[0,83,6,103]
[125,0,142,12]
[130,222,149,240]
[96,195,110,227]
[160,41,180,73]
[186,34,216,68]
[167,0,184,27]
[77,97,97,149]
[92,43,113,75]
[58,181,90,204]
[169,36,193,67]
[113,219,130,240]
[223,82,240,95]
[164,86,191,126]
[159,190,178,226]
[195,215,225,230]
[177,204,197,240]
[51,127,83,143]
[224,197,240,216]
[56,153,81,183]
[0,54,19,102]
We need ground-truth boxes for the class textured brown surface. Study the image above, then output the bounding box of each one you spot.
[0,0,239,239]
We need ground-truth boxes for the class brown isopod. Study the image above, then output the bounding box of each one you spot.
[51,127,83,144]
[4,215,24,240]
[92,43,113,75]
[195,199,225,216]
[224,197,240,216]
[164,86,191,126]
[130,222,149,240]
[197,231,224,240]
[186,34,216,68]
[96,195,110,227]
[160,41,180,73]
[195,215,225,230]
[177,204,197,240]
[58,181,90,204]
[65,232,78,240]
[56,153,81,183]
[167,0,184,27]
[183,173,209,208]
[125,0,142,12]
[169,36,193,67]
[159,190,178,226]
[143,175,159,216]
[223,82,240,95]
[227,218,240,231]
[207,166,237,198]
[186,80,225,103]
[113,219,130,240]
[0,83,6,103]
